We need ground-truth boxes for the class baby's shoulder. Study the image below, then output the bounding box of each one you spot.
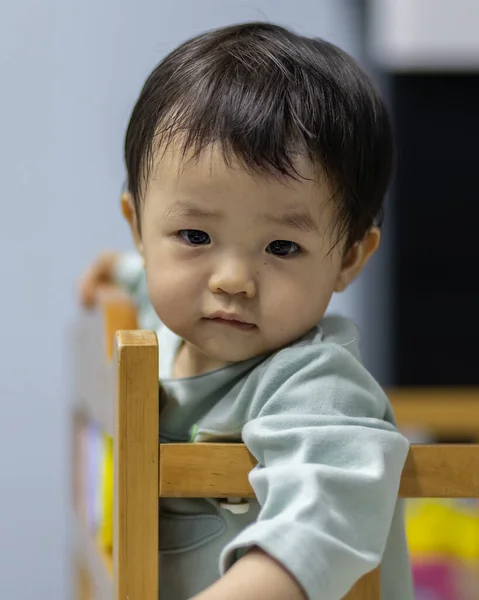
[266,314,361,370]
[244,315,388,422]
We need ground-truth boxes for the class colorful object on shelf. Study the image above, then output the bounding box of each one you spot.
[406,499,479,599]
[73,417,114,556]
[98,434,114,551]
[412,560,456,600]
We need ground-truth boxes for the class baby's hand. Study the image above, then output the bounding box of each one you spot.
[78,251,119,308]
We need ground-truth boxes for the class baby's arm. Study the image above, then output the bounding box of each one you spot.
[212,339,408,600]
[79,251,143,307]
[192,548,305,600]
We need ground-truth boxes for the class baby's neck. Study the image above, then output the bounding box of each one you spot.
[172,341,228,378]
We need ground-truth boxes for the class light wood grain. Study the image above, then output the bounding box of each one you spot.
[114,330,159,600]
[102,293,137,360]
[159,443,479,499]
[160,443,256,498]
[343,567,380,600]
[400,443,479,497]
[389,388,479,437]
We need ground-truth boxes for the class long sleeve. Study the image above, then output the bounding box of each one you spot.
[220,340,409,600]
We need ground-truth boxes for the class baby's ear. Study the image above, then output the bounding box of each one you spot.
[121,192,144,258]
[334,227,380,292]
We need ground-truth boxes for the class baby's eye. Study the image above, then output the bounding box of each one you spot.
[267,240,301,257]
[178,229,211,245]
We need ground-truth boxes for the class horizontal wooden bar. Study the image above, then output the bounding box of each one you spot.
[389,388,479,437]
[400,443,479,497]
[160,443,256,498]
[159,443,479,499]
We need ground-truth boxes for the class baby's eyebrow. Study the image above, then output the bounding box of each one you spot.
[263,210,319,234]
[164,201,318,234]
[163,201,220,220]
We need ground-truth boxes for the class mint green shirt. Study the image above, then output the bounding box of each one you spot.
[115,252,413,600]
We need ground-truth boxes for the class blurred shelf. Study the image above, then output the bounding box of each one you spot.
[70,308,114,436]
[389,388,479,437]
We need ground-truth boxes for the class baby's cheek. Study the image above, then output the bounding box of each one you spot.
[262,281,326,343]
[148,277,171,314]
[146,271,189,327]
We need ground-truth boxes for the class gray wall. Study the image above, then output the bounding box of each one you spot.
[0,2,383,598]
[369,0,479,69]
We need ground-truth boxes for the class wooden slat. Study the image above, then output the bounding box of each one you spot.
[114,330,159,600]
[343,567,380,600]
[400,444,479,497]
[159,443,479,499]
[101,292,138,360]
[160,443,256,498]
[388,387,479,437]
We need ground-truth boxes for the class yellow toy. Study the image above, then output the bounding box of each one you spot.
[98,435,114,552]
[406,498,479,598]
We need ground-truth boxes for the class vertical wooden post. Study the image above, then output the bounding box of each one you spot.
[113,330,159,600]
[343,567,380,600]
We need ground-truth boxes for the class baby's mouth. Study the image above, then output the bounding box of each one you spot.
[209,317,256,330]
[205,312,257,331]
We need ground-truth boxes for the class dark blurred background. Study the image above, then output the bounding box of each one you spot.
[391,72,479,385]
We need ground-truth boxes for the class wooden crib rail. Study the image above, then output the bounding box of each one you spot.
[114,330,159,600]
[158,442,479,499]
[101,290,138,359]
[72,298,479,600]
[157,441,479,600]
[73,326,158,600]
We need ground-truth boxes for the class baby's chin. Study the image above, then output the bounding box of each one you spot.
[204,331,313,364]
[189,340,262,365]
[165,317,311,364]
[186,335,288,366]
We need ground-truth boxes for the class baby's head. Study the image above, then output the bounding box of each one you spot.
[123,22,394,368]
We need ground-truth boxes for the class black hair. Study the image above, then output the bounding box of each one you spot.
[124,22,394,248]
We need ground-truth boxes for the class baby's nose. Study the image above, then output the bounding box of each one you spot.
[208,259,256,298]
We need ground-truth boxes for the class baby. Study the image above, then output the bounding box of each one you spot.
[81,22,412,600]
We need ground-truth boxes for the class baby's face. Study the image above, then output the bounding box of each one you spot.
[138,145,347,370]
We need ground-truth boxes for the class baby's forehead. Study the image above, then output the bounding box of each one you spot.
[151,143,327,197]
